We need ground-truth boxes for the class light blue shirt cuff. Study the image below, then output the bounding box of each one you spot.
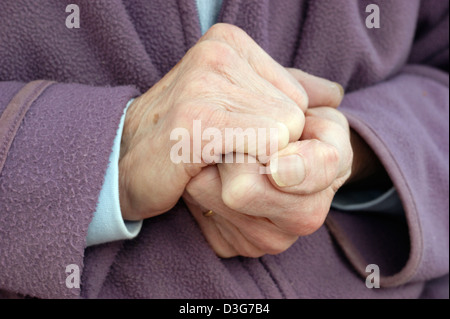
[86,99,143,247]
[196,0,223,35]
[331,186,405,215]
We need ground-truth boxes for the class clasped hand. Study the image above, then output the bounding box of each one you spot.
[119,24,353,258]
[183,77,352,258]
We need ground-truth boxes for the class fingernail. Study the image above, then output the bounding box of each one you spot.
[270,154,306,187]
[334,82,345,97]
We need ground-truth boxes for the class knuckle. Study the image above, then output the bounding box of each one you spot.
[324,143,340,167]
[313,140,340,188]
[191,39,236,72]
[300,213,326,236]
[303,202,330,235]
[284,104,305,141]
[244,249,265,258]
[203,23,231,38]
[260,236,294,255]
[332,109,350,129]
[213,243,236,259]
[185,168,215,196]
[233,237,263,258]
[204,23,247,44]
[289,86,309,112]
[316,107,349,130]
[246,218,298,254]
[285,205,328,236]
[337,112,350,128]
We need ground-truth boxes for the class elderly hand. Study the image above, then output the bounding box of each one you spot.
[183,105,353,258]
[119,24,345,221]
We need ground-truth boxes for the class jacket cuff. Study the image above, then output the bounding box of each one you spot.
[325,66,449,288]
[86,99,143,247]
[0,81,139,298]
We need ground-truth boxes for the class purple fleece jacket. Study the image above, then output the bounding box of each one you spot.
[0,0,448,299]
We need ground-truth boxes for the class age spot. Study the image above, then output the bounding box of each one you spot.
[153,113,160,124]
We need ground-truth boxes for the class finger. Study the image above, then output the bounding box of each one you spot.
[200,23,309,112]
[214,215,266,258]
[265,108,352,194]
[302,107,353,177]
[216,155,332,235]
[218,210,299,255]
[186,39,306,141]
[184,190,239,258]
[216,84,306,142]
[286,68,344,108]
[185,166,267,257]
[186,165,298,254]
[190,108,291,163]
[217,154,301,217]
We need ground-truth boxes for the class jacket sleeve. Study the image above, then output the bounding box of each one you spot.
[86,99,143,247]
[0,80,139,298]
[326,3,449,288]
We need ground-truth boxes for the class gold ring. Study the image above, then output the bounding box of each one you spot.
[203,210,215,217]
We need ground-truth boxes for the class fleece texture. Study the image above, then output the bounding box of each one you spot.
[0,0,448,298]
[86,99,143,247]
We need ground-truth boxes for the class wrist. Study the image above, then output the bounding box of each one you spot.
[120,97,141,162]
[118,98,140,221]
